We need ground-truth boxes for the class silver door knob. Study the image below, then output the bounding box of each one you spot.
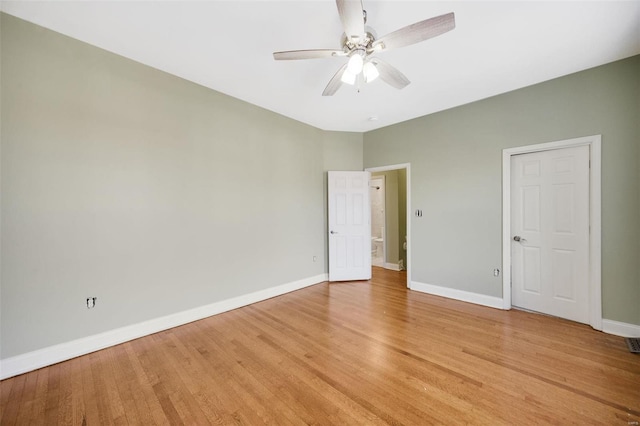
[513,236,526,242]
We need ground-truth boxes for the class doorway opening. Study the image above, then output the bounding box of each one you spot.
[366,163,411,288]
[370,176,386,267]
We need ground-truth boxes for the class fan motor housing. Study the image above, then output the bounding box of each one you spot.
[341,28,377,53]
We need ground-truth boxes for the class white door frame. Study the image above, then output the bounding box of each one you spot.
[502,135,602,330]
[365,163,411,288]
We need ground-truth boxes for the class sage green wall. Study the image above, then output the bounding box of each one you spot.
[322,131,364,270]
[0,14,361,359]
[322,131,363,172]
[364,55,640,326]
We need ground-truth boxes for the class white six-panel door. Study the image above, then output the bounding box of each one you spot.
[328,171,371,281]
[511,145,590,324]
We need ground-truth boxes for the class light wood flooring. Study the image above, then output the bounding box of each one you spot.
[1,267,639,425]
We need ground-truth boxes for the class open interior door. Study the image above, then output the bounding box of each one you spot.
[328,171,371,281]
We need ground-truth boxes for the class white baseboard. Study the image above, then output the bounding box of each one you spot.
[411,283,640,338]
[384,263,401,271]
[411,281,504,310]
[0,273,328,380]
[602,319,640,338]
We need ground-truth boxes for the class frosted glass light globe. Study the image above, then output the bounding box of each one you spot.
[341,70,357,85]
[347,53,364,74]
[363,62,379,83]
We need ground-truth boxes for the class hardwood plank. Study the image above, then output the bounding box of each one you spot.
[14,367,39,425]
[1,267,638,424]
[120,341,169,425]
[29,367,49,423]
[54,360,75,425]
[42,363,61,424]
[0,374,24,425]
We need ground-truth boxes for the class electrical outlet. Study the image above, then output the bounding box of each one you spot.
[493,269,500,277]
[86,297,97,309]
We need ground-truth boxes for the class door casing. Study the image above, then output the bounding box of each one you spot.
[365,163,411,288]
[502,135,602,330]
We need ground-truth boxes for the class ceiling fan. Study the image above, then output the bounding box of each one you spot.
[273,0,455,96]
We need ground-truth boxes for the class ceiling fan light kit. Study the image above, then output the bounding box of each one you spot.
[341,69,357,85]
[273,0,455,96]
[346,50,365,74]
[363,61,379,83]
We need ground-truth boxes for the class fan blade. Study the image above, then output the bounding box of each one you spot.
[370,58,410,89]
[372,12,455,51]
[273,49,344,60]
[336,0,365,43]
[322,63,348,96]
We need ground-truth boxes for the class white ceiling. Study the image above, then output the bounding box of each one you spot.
[2,1,639,132]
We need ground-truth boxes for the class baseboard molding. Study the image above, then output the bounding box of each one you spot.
[411,281,504,310]
[0,273,328,380]
[384,263,401,271]
[410,283,640,338]
[602,319,640,338]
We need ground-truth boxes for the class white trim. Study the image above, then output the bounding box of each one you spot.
[365,163,411,288]
[411,281,504,310]
[502,135,602,330]
[602,319,640,338]
[383,262,401,271]
[0,274,328,380]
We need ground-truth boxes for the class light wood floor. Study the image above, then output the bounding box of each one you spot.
[1,267,639,425]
